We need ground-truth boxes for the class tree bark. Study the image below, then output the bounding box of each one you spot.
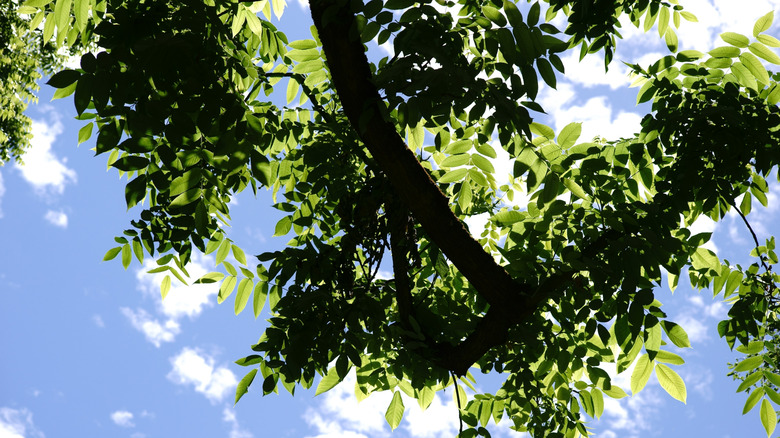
[309,0,532,374]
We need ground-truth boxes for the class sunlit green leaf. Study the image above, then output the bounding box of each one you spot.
[656,364,686,403]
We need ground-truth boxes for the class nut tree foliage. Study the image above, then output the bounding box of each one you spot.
[16,0,780,435]
[0,0,72,163]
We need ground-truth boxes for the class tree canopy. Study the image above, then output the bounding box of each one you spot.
[0,0,73,163]
[12,0,780,436]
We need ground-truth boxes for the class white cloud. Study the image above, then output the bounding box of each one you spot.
[121,307,180,348]
[110,410,135,428]
[223,407,254,438]
[125,253,217,346]
[135,252,217,321]
[15,113,77,196]
[675,313,709,344]
[304,372,392,437]
[403,392,458,438]
[687,215,718,253]
[0,171,5,218]
[92,314,105,328]
[0,407,44,438]
[559,52,634,90]
[538,90,642,142]
[167,348,238,404]
[680,366,715,400]
[304,371,517,438]
[43,210,68,228]
[671,292,729,345]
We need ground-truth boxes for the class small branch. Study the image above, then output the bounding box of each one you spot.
[727,198,771,272]
[264,71,334,123]
[452,371,464,436]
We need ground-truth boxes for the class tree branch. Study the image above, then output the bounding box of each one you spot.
[308,0,528,317]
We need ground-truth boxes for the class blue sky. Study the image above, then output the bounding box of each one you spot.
[2,1,780,437]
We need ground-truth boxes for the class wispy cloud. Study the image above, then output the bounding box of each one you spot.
[110,410,135,428]
[135,253,217,321]
[167,348,238,404]
[0,407,45,438]
[44,209,68,228]
[121,307,181,347]
[223,407,254,438]
[15,110,77,196]
[123,253,217,346]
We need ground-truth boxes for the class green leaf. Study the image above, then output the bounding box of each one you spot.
[680,11,697,22]
[112,156,149,172]
[631,354,653,394]
[315,367,344,396]
[417,386,434,411]
[218,275,237,304]
[656,364,687,403]
[273,216,292,237]
[757,34,780,47]
[121,244,131,269]
[169,169,203,197]
[529,122,555,139]
[744,387,766,414]
[749,42,780,65]
[103,246,121,261]
[235,355,263,366]
[557,122,581,149]
[73,0,88,31]
[160,275,171,299]
[740,52,770,85]
[170,188,202,208]
[664,29,678,52]
[385,391,405,430]
[662,321,691,348]
[760,398,777,437]
[765,371,780,387]
[754,11,774,37]
[215,240,231,265]
[440,154,470,168]
[253,281,268,318]
[536,57,556,88]
[438,168,468,184]
[691,247,720,272]
[235,278,253,315]
[603,385,628,399]
[721,32,750,48]
[491,210,524,225]
[232,245,248,265]
[654,350,685,365]
[471,154,495,174]
[591,388,604,419]
[562,178,589,201]
[734,355,764,373]
[286,78,299,104]
[47,70,80,88]
[54,0,73,33]
[443,140,472,154]
[77,122,93,144]
[235,369,258,404]
[458,180,473,212]
[709,46,741,58]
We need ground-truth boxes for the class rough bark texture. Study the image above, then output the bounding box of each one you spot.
[309,0,531,375]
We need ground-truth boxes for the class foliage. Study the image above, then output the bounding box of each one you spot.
[18,0,780,435]
[0,0,74,164]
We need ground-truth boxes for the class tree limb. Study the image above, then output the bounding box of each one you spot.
[308,0,528,318]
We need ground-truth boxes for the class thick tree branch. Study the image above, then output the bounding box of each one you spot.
[308,0,528,316]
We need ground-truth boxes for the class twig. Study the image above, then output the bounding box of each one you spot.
[727,198,771,272]
[452,371,464,436]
